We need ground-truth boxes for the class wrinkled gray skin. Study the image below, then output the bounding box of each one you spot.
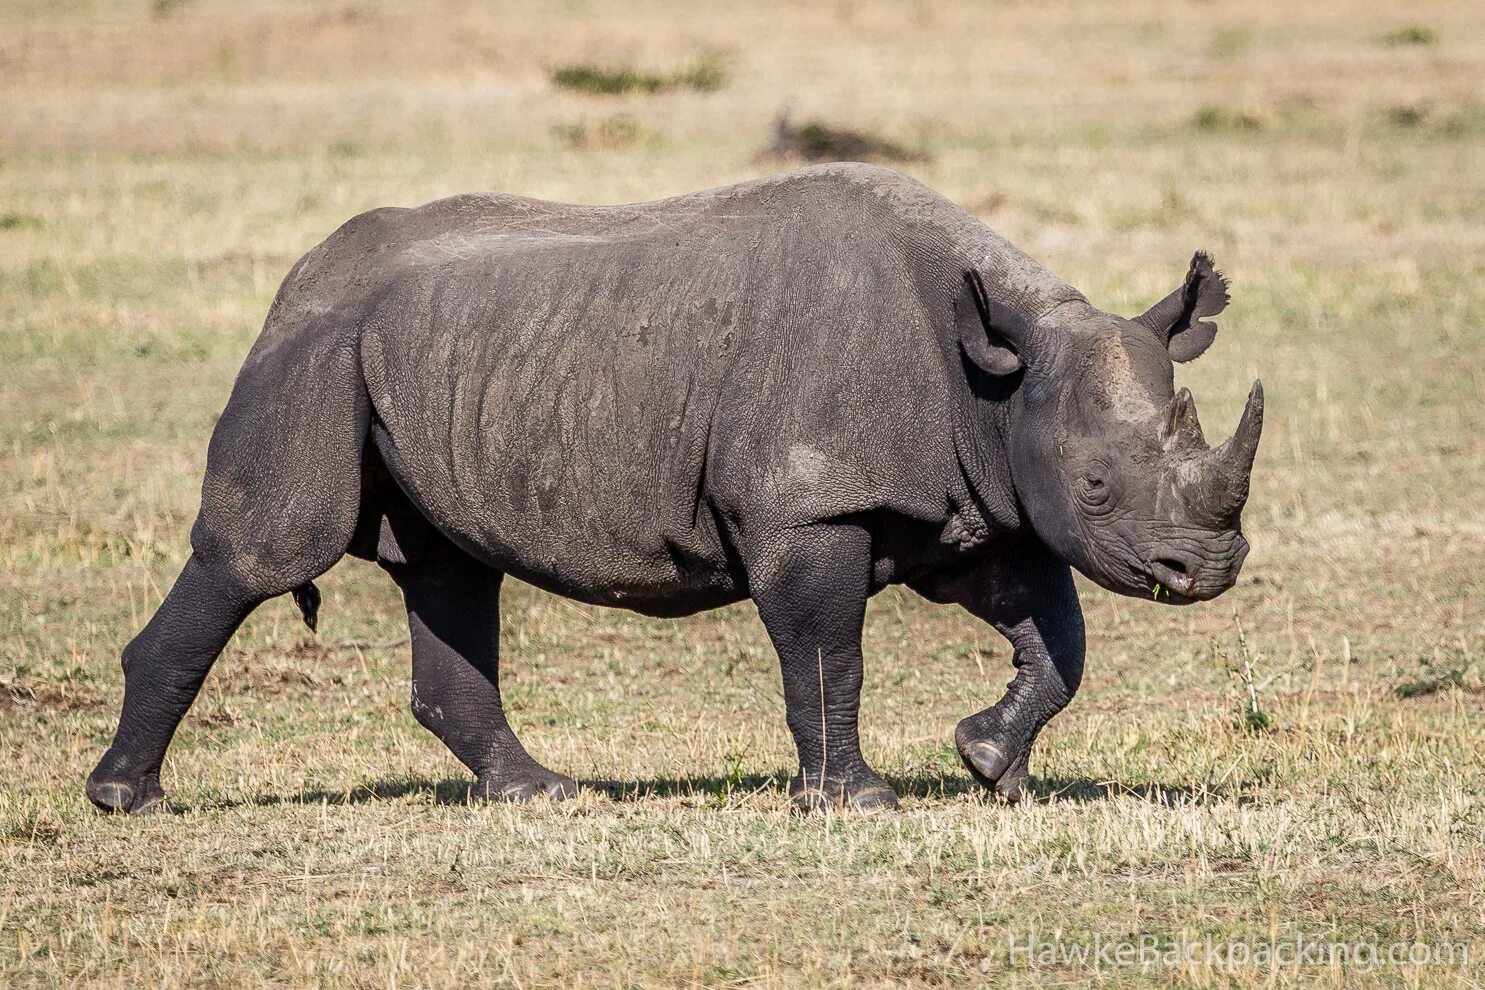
[87,163,1263,815]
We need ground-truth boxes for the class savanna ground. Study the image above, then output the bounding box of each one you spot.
[2,0,1483,986]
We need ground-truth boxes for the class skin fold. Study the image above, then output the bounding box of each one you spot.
[86,163,1263,815]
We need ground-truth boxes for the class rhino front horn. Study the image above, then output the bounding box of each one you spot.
[1204,380,1264,519]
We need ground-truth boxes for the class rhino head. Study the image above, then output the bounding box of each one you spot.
[960,252,1263,603]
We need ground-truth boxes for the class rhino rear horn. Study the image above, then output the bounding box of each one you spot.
[1161,387,1207,451]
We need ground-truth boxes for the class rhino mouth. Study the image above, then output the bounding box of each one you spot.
[1145,558,1200,604]
[1084,540,1240,605]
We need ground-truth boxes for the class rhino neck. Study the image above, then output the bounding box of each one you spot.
[940,226,1085,546]
[942,367,1021,549]
[964,220,1089,323]
[869,186,1085,548]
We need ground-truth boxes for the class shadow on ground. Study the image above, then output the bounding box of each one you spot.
[1025,776,1253,805]
[181,771,1250,811]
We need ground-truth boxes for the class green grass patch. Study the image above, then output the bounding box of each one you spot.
[1381,24,1437,47]
[1193,105,1264,132]
[548,51,729,96]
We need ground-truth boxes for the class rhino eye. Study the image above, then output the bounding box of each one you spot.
[1079,474,1111,508]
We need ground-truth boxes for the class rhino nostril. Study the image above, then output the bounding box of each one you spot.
[1154,557,1191,578]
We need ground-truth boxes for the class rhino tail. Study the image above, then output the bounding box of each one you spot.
[291,581,322,633]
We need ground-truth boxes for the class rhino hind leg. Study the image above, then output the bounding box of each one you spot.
[88,332,370,814]
[747,522,898,812]
[87,528,359,815]
[381,531,577,803]
[86,554,257,814]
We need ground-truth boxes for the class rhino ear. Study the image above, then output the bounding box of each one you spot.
[1136,251,1230,363]
[956,270,1027,376]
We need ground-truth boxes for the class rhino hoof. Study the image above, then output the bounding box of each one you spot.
[789,776,900,813]
[86,775,168,816]
[474,771,579,804]
[846,784,901,812]
[955,734,1029,803]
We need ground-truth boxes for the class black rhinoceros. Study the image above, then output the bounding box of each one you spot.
[88,163,1262,814]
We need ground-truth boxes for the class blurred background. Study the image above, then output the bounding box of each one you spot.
[1,1,1482,986]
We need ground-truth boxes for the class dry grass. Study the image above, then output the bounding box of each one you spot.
[1,0,1483,986]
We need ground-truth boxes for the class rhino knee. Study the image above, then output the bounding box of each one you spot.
[187,517,347,604]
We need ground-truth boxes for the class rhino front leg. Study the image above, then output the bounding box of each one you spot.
[747,522,898,812]
[381,534,577,803]
[912,537,1085,802]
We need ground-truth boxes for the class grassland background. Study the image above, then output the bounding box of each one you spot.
[1,0,1482,986]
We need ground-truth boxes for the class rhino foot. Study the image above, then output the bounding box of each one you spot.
[789,771,899,813]
[472,768,579,803]
[86,756,168,816]
[955,721,1030,803]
